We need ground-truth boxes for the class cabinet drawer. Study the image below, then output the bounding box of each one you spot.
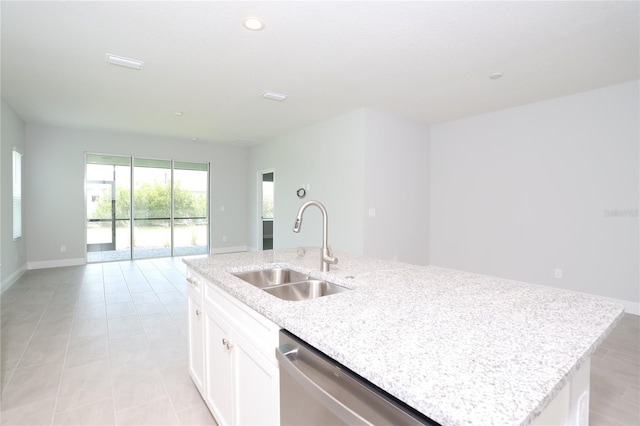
[204,282,280,365]
[186,269,204,299]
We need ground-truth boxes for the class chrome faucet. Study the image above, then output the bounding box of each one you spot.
[293,200,338,272]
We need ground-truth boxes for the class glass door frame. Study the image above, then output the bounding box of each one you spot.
[85,153,210,262]
[172,160,210,257]
[85,153,133,263]
[132,157,173,260]
[86,179,116,252]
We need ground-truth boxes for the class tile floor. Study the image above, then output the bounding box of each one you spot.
[1,257,215,425]
[1,258,638,425]
[590,313,640,426]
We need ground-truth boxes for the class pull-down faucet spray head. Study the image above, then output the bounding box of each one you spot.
[293,216,302,233]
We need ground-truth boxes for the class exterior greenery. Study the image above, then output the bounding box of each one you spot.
[91,181,207,225]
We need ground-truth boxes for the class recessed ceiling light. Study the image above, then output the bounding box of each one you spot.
[262,91,288,102]
[191,137,198,142]
[243,17,265,31]
[105,53,144,70]
[489,72,504,80]
[174,112,183,116]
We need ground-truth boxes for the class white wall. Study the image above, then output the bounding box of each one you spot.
[9,82,637,312]
[24,124,249,267]
[430,81,639,312]
[1,99,27,289]
[248,107,431,265]
[248,109,366,254]
[363,108,430,265]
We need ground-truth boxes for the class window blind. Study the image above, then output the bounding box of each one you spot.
[13,149,22,239]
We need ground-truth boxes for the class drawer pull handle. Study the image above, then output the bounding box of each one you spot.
[187,277,198,286]
[195,309,201,316]
[222,338,233,350]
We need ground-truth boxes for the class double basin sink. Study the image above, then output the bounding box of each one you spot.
[232,268,350,302]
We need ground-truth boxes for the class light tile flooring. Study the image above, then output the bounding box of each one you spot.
[1,257,216,425]
[590,313,640,426]
[1,258,638,425]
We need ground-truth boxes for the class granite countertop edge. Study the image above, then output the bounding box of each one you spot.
[183,248,624,426]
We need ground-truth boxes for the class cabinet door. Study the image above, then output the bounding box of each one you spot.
[204,310,234,426]
[187,294,204,393]
[234,334,280,426]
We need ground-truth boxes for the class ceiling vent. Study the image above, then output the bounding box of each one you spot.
[262,91,288,102]
[106,54,144,70]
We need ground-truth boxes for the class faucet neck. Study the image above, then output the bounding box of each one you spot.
[293,200,337,271]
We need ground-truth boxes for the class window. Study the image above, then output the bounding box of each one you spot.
[13,149,22,240]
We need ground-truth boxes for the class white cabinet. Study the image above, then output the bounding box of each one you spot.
[187,271,204,393]
[233,333,280,426]
[203,308,235,425]
[187,267,281,426]
[531,359,591,426]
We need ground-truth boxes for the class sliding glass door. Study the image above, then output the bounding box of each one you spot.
[173,161,209,256]
[86,154,209,262]
[133,158,172,259]
[86,154,132,262]
[86,181,116,251]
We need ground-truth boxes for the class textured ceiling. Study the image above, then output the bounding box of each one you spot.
[1,1,638,144]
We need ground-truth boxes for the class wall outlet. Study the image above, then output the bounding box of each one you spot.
[222,236,227,242]
[220,205,225,212]
[554,268,563,279]
[60,245,67,253]
[368,208,376,217]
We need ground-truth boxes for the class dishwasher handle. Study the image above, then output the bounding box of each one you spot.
[276,345,371,425]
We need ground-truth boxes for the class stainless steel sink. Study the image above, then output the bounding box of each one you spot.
[232,268,309,288]
[263,279,350,301]
[232,268,351,301]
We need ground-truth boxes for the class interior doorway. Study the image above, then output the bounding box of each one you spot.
[260,170,274,250]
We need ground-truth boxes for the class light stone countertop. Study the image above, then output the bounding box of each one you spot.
[183,247,624,426]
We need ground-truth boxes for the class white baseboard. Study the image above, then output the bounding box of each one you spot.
[538,284,639,316]
[210,246,250,255]
[14,253,640,317]
[552,286,639,316]
[616,298,640,316]
[1,264,27,293]
[27,258,86,270]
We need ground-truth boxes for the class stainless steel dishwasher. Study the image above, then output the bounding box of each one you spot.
[276,330,440,425]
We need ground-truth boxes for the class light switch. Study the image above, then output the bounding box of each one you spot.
[368,208,376,217]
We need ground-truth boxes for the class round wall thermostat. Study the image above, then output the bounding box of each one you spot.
[296,188,306,198]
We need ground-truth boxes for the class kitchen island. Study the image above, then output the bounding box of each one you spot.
[184,248,623,426]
